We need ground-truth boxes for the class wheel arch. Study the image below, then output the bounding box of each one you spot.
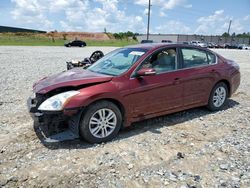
[206,79,230,111]
[83,98,126,125]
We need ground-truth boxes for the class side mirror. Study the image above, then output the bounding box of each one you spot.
[136,68,156,77]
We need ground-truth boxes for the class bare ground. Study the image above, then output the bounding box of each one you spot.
[0,47,249,188]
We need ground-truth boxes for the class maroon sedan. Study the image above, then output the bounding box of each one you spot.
[28,43,240,143]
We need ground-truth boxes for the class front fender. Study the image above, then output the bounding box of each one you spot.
[63,82,126,110]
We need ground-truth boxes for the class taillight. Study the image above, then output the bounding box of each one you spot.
[226,59,240,71]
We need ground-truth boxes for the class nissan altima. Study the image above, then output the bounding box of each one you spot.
[28,43,240,143]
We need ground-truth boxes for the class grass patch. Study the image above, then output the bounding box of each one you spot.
[0,33,138,47]
[85,39,138,47]
[0,33,63,46]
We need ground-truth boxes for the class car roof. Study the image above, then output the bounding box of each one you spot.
[125,43,217,56]
[126,43,175,50]
[126,43,199,50]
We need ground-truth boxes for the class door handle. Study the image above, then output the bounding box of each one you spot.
[173,77,180,84]
[211,69,216,73]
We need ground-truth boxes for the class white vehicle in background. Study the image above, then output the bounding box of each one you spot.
[238,44,250,50]
[190,41,208,48]
[242,45,250,50]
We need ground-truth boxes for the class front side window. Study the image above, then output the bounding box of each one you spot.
[140,48,177,74]
[207,51,216,64]
[87,48,147,76]
[181,48,209,68]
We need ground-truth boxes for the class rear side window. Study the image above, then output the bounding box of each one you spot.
[181,48,216,68]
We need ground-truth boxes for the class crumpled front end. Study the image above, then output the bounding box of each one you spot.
[28,68,113,142]
[27,93,81,142]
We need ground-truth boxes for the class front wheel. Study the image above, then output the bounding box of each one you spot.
[79,101,122,143]
[207,82,228,111]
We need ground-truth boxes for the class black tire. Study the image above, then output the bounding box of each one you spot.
[89,50,104,63]
[207,82,228,111]
[79,101,122,143]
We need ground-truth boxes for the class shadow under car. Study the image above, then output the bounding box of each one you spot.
[33,99,239,150]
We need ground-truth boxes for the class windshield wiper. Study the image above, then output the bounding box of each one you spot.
[97,72,116,76]
[89,69,116,76]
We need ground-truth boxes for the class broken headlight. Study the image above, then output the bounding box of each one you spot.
[38,91,80,111]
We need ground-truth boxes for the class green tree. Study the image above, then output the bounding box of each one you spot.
[222,32,230,37]
[113,31,138,40]
[126,31,134,37]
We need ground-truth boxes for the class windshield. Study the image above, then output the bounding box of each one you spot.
[87,48,148,76]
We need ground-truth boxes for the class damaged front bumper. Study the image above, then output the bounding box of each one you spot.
[27,96,81,142]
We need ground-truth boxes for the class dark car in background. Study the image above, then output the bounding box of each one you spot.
[181,41,190,45]
[141,40,153,43]
[65,40,87,47]
[223,43,238,49]
[28,43,240,143]
[161,40,172,43]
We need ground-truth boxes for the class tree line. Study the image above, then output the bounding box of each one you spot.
[222,32,250,38]
[112,31,139,40]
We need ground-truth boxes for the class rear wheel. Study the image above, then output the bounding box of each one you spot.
[207,82,228,111]
[79,101,122,143]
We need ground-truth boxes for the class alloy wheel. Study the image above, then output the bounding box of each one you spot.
[89,108,117,138]
[213,86,226,107]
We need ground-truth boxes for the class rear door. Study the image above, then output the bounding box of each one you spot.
[179,47,218,106]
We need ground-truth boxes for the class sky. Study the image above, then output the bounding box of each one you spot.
[0,0,249,35]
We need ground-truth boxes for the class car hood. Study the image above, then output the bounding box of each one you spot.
[33,68,113,94]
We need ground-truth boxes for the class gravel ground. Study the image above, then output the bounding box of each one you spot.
[0,46,250,188]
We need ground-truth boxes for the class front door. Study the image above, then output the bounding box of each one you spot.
[127,47,183,118]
